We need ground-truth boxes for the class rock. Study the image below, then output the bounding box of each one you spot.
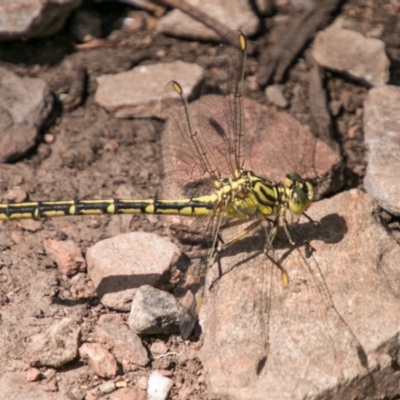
[2,186,27,203]
[0,67,53,162]
[157,0,259,40]
[150,341,169,355]
[18,219,43,232]
[27,318,80,368]
[79,342,118,379]
[98,380,116,395]
[243,96,342,198]
[68,272,95,300]
[363,85,400,215]
[265,84,288,108]
[108,387,147,400]
[26,367,41,382]
[86,232,180,311]
[95,61,203,118]
[201,189,400,399]
[289,0,314,10]
[128,285,192,336]
[147,370,173,400]
[44,239,86,276]
[94,314,149,368]
[329,100,342,116]
[137,375,148,390]
[0,0,82,39]
[254,0,273,15]
[312,18,390,87]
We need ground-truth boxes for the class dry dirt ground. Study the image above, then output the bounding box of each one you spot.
[0,1,400,400]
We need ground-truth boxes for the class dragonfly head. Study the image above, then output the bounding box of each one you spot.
[284,172,314,215]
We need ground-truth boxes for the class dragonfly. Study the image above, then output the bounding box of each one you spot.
[0,32,313,327]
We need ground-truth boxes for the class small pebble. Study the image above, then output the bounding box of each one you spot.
[98,380,115,395]
[26,368,41,382]
[147,371,173,400]
[265,84,289,108]
[44,133,55,144]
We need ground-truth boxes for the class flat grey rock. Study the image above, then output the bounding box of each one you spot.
[0,67,53,162]
[364,85,400,215]
[312,18,389,87]
[95,61,204,119]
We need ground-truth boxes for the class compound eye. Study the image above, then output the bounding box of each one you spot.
[289,187,310,214]
[286,172,301,182]
[305,181,314,202]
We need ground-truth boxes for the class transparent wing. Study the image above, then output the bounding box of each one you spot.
[197,30,247,176]
[158,31,252,338]
[202,216,367,386]
[160,81,213,199]
[202,216,272,386]
[160,31,247,199]
[276,243,367,375]
[244,100,340,200]
[173,207,222,339]
[175,189,268,339]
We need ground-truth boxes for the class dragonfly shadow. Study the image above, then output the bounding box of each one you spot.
[274,212,348,250]
[210,212,348,289]
[220,212,348,258]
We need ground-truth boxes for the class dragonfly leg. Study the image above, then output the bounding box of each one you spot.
[302,211,320,226]
[282,214,296,246]
[208,219,262,291]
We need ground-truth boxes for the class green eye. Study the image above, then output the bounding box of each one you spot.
[286,172,301,182]
[305,182,314,202]
[289,187,310,214]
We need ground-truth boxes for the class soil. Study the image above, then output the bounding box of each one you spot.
[0,1,399,399]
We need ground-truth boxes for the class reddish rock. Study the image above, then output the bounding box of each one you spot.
[26,367,41,382]
[44,239,86,276]
[109,387,147,400]
[364,85,400,216]
[79,342,119,379]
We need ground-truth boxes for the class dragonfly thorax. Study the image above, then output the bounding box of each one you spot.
[214,170,277,219]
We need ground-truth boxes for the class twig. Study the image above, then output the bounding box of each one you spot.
[306,50,338,152]
[151,0,237,45]
[256,0,345,86]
